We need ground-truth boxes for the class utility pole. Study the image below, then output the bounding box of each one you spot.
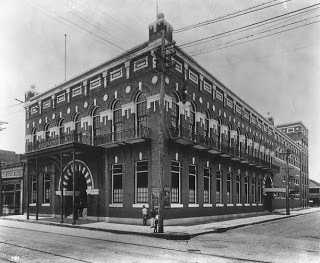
[157,30,166,233]
[64,34,67,81]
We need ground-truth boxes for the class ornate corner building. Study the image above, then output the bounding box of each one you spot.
[23,15,309,224]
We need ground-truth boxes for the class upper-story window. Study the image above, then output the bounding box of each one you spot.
[171,93,180,128]
[189,103,196,135]
[136,92,147,135]
[74,113,81,134]
[44,124,50,140]
[217,117,222,144]
[204,111,210,138]
[58,119,65,143]
[236,128,241,153]
[227,123,232,147]
[32,128,37,144]
[133,56,148,72]
[113,100,122,141]
[245,133,249,154]
[92,107,100,140]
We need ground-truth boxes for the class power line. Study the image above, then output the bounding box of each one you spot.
[179,3,320,48]
[184,6,320,50]
[28,1,127,52]
[191,19,320,56]
[174,0,295,33]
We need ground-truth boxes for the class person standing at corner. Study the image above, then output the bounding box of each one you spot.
[150,207,155,228]
[142,205,148,226]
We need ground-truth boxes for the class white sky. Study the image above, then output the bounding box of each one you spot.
[0,0,319,182]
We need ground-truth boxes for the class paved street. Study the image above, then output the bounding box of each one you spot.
[0,211,319,262]
[190,211,320,263]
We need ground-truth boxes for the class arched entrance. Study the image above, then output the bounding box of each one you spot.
[264,175,273,212]
[59,160,94,217]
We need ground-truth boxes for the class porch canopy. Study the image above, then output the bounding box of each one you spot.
[24,141,103,224]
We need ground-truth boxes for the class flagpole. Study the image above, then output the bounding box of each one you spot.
[64,34,67,81]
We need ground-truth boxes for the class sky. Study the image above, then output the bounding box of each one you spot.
[0,0,319,181]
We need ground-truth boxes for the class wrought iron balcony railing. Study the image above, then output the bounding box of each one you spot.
[25,126,151,153]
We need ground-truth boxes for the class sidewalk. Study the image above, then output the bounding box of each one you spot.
[1,207,319,240]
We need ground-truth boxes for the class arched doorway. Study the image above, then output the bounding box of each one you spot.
[60,160,94,217]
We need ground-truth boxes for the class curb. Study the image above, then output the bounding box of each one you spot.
[0,217,191,240]
[1,210,318,241]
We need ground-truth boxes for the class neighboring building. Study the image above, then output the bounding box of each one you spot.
[309,179,320,207]
[23,14,308,224]
[276,122,309,208]
[0,150,24,215]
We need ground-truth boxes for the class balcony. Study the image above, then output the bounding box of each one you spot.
[25,126,151,153]
[94,126,151,148]
[25,132,91,153]
[169,126,280,173]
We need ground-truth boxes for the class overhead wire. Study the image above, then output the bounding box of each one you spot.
[174,0,295,33]
[184,5,320,50]
[179,3,320,48]
[191,19,320,56]
[28,0,127,52]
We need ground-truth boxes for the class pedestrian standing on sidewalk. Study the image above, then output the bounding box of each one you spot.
[150,207,156,228]
[154,213,159,233]
[142,205,148,226]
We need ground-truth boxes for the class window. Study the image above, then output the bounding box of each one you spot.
[92,107,100,140]
[216,90,223,101]
[112,164,123,203]
[204,167,210,203]
[172,58,182,73]
[136,92,147,135]
[258,179,262,203]
[57,93,65,103]
[113,100,122,141]
[44,124,50,140]
[32,174,37,203]
[189,103,196,136]
[171,94,180,128]
[245,175,249,203]
[189,165,197,203]
[43,173,50,204]
[217,118,222,144]
[171,161,181,203]
[236,174,241,203]
[43,99,51,109]
[204,111,210,138]
[216,171,222,204]
[227,173,232,203]
[58,119,64,143]
[252,177,256,203]
[136,161,148,203]
[90,78,101,90]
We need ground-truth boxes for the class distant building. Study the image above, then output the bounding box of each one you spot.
[0,150,25,215]
[309,179,320,207]
[23,14,309,224]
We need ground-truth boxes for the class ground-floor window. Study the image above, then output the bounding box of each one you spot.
[136,161,148,203]
[204,167,210,203]
[43,173,50,204]
[245,174,249,203]
[236,174,241,203]
[258,178,262,203]
[112,163,123,203]
[227,173,232,203]
[252,177,256,203]
[32,174,37,203]
[216,171,222,204]
[171,161,181,203]
[189,165,197,203]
